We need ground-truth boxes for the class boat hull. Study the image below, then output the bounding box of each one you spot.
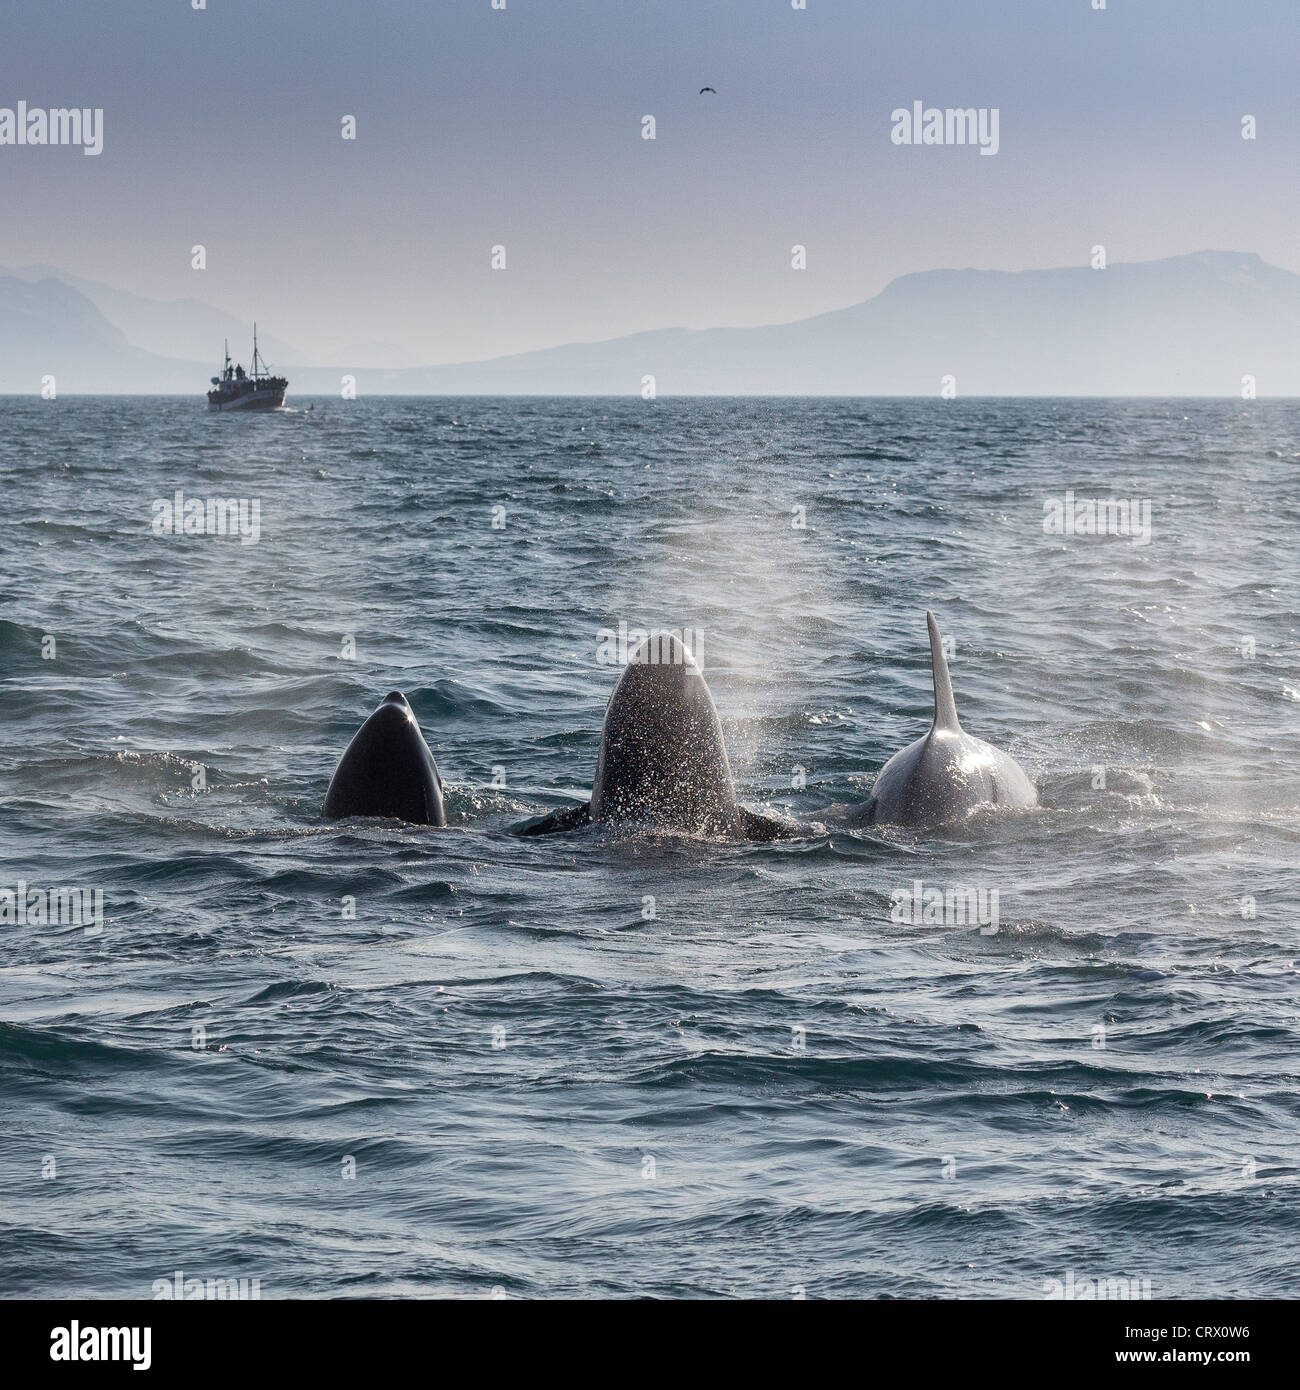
[208,389,287,412]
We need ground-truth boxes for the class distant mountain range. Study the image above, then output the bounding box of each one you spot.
[2,251,1298,396]
[0,264,309,368]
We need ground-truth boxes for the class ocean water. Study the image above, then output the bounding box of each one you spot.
[1,395,1298,1300]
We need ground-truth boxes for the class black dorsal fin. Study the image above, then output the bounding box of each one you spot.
[926,611,961,732]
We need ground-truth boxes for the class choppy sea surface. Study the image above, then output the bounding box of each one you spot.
[1,395,1298,1299]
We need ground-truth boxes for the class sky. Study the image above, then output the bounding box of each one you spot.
[2,0,1298,365]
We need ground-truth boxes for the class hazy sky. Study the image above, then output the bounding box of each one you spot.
[3,0,1297,364]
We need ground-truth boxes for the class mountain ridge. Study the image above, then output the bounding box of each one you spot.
[2,250,1298,396]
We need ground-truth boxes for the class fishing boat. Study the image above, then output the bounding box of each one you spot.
[207,325,288,411]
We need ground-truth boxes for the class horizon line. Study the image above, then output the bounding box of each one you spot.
[4,391,1296,402]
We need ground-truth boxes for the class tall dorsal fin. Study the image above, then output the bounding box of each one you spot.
[926,610,961,731]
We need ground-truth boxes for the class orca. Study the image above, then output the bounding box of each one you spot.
[852,612,1037,831]
[520,633,787,840]
[323,691,446,826]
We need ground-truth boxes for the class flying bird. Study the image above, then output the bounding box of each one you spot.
[699,87,717,95]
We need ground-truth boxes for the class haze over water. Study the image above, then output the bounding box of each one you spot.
[1,396,1298,1297]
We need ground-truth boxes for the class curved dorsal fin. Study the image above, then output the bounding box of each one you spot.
[926,611,961,731]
